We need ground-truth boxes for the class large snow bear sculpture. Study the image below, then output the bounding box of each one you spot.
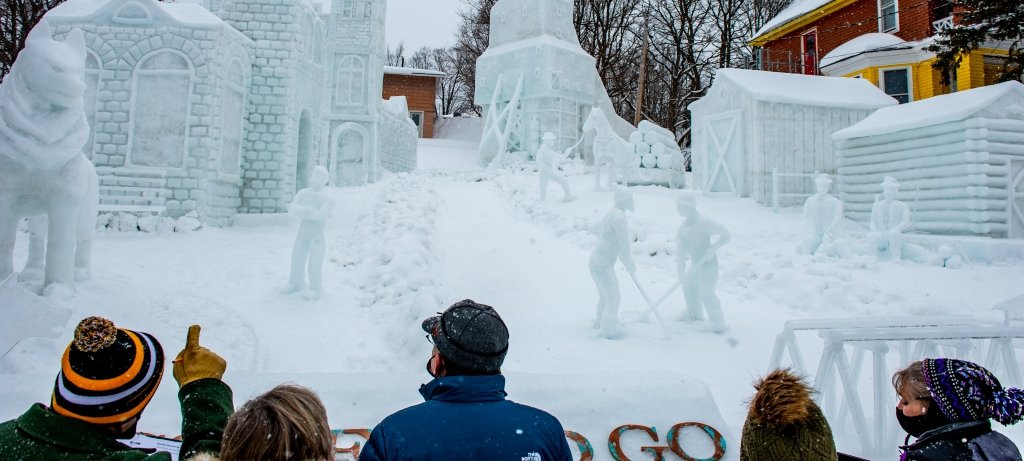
[0,22,98,295]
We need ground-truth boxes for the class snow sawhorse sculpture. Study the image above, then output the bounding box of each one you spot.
[812,325,1024,456]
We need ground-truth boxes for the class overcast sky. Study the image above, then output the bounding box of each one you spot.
[385,0,463,51]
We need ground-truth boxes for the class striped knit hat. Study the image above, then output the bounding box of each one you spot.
[51,317,164,425]
[923,358,1024,425]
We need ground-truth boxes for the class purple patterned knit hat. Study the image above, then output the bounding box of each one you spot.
[922,358,1024,425]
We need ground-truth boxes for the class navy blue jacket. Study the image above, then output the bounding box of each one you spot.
[359,374,573,461]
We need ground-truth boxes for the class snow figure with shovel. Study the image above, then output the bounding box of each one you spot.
[800,174,851,258]
[536,132,575,202]
[589,187,636,339]
[868,176,911,261]
[675,191,730,333]
[283,166,333,300]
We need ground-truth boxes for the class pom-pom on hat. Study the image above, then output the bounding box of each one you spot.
[422,299,509,373]
[51,317,164,425]
[923,358,1024,425]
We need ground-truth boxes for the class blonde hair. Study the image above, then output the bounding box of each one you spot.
[221,384,334,461]
[892,360,930,400]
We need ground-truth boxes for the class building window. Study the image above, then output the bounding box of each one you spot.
[881,68,911,104]
[409,111,424,137]
[340,0,354,18]
[129,50,192,167]
[801,31,817,75]
[879,0,898,32]
[220,60,245,175]
[83,52,101,159]
[333,55,365,107]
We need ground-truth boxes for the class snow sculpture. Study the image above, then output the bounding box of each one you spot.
[589,187,637,339]
[868,176,911,260]
[0,22,97,295]
[475,0,634,167]
[537,132,575,201]
[626,120,683,186]
[800,174,850,257]
[283,166,333,300]
[675,192,730,333]
[583,108,633,190]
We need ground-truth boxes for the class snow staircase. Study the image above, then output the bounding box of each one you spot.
[96,167,168,215]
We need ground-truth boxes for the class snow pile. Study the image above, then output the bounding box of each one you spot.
[349,175,444,317]
[95,212,202,234]
[820,33,907,68]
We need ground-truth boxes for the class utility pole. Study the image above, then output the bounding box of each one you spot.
[633,12,649,127]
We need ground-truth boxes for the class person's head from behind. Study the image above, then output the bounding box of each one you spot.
[422,299,509,378]
[740,368,836,461]
[51,316,164,439]
[893,358,1024,438]
[221,384,333,461]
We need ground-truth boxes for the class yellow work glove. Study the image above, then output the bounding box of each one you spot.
[172,325,227,388]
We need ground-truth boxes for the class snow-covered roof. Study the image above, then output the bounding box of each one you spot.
[706,68,898,109]
[479,34,589,60]
[752,0,834,40]
[833,81,1024,139]
[820,33,908,68]
[47,0,228,28]
[384,66,445,78]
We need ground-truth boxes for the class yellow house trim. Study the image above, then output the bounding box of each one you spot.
[749,0,858,47]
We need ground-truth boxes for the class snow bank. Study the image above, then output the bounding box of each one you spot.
[820,33,907,68]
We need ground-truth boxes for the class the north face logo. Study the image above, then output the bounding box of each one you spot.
[522,452,541,461]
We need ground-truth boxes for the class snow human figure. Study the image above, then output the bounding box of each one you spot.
[589,187,636,339]
[675,191,730,333]
[868,176,911,261]
[893,359,1024,460]
[0,22,98,296]
[283,166,333,300]
[800,174,851,258]
[537,132,575,202]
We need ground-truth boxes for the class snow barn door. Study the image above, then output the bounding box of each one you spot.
[1011,159,1024,239]
[701,110,744,196]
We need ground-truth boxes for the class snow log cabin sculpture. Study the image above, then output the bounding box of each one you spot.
[0,22,98,295]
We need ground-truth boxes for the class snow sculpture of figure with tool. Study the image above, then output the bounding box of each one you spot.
[868,176,911,261]
[589,187,636,339]
[536,132,575,202]
[0,22,97,296]
[676,191,730,333]
[283,166,333,300]
[800,174,850,258]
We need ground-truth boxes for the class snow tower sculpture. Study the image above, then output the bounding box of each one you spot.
[0,22,98,295]
[475,0,633,167]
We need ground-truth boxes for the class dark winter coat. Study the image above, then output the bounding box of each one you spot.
[359,374,573,461]
[740,369,837,461]
[0,378,232,461]
[900,420,1022,461]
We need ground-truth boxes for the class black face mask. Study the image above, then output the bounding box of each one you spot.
[896,407,951,437]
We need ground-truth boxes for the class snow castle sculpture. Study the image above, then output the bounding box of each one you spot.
[675,192,730,333]
[0,22,98,295]
[589,188,637,339]
[475,0,633,167]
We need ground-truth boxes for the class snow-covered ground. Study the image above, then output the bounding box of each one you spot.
[2,138,1023,460]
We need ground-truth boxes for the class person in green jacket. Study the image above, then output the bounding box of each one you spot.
[0,316,233,460]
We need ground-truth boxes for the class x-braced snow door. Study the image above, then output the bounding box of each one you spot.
[702,110,744,196]
[1010,159,1024,239]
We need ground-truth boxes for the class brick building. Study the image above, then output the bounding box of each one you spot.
[749,0,1010,103]
[382,66,443,138]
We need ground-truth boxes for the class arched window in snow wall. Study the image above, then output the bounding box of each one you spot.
[333,55,365,107]
[129,50,192,168]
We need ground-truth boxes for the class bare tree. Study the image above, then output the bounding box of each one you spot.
[0,0,66,82]
[385,41,406,67]
[453,0,498,115]
[574,0,645,115]
[432,46,468,116]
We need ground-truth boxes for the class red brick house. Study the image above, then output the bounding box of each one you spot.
[749,0,1008,102]
[382,66,444,138]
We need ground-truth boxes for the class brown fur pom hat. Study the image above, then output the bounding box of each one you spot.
[740,369,837,461]
[51,317,164,425]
